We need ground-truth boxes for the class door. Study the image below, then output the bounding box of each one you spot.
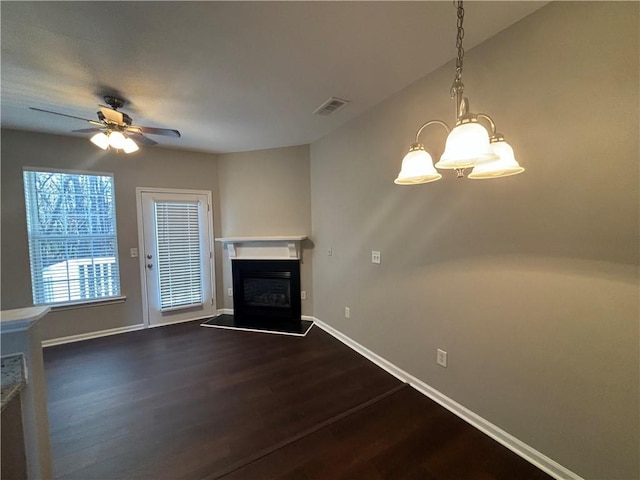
[138,189,215,327]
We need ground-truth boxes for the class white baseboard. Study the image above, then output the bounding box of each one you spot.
[43,315,220,347]
[312,317,581,480]
[42,324,145,348]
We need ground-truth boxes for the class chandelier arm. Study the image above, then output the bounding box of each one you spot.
[414,120,451,144]
[476,113,497,136]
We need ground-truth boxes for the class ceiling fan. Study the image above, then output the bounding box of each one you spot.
[30,95,181,153]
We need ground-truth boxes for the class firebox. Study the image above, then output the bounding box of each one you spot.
[231,259,301,325]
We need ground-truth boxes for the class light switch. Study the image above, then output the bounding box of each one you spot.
[130,248,138,258]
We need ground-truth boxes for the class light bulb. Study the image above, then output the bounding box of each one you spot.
[122,138,139,154]
[108,131,126,149]
[468,139,524,179]
[436,122,498,169]
[90,132,109,150]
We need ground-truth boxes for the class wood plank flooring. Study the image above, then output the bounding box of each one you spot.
[44,321,552,480]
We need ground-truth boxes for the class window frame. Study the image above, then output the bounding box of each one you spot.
[22,167,125,308]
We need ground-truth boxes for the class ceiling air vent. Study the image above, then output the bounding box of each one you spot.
[313,97,350,116]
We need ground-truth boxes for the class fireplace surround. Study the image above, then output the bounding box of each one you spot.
[232,259,301,326]
[203,235,311,335]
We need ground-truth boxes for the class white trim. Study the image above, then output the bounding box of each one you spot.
[136,189,151,328]
[312,317,582,480]
[216,236,307,260]
[41,324,145,348]
[207,310,315,337]
[201,321,313,337]
[216,236,307,242]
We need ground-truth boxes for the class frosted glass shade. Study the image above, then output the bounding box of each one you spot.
[395,148,442,185]
[436,122,498,169]
[90,132,109,150]
[108,131,126,149]
[468,140,524,179]
[122,137,140,153]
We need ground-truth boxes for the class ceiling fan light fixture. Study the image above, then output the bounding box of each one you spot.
[122,137,140,154]
[31,95,181,153]
[90,132,109,150]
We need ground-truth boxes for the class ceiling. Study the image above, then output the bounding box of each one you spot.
[1,1,548,154]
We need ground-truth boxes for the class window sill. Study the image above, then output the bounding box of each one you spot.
[45,296,127,312]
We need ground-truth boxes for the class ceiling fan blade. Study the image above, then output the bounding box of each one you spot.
[29,107,95,123]
[127,126,181,138]
[71,128,105,133]
[99,106,124,125]
[127,133,158,146]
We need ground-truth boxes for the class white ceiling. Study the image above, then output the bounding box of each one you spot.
[1,1,547,154]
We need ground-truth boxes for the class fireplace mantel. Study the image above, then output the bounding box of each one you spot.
[216,236,307,260]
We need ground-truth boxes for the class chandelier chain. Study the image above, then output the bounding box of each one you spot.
[454,0,465,84]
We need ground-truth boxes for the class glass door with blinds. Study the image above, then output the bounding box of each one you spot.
[139,190,215,327]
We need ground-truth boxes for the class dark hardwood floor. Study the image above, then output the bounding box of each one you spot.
[44,321,552,480]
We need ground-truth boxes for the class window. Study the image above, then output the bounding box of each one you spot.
[23,169,121,305]
[154,201,203,311]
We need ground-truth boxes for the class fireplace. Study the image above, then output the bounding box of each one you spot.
[232,259,301,326]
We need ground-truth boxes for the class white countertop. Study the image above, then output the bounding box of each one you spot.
[0,306,51,334]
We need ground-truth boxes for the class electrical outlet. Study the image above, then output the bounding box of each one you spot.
[328,247,333,256]
[371,251,381,264]
[301,291,307,300]
[227,288,233,297]
[437,349,448,368]
[345,307,351,319]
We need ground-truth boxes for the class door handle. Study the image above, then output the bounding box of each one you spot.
[147,263,153,269]
[147,254,152,259]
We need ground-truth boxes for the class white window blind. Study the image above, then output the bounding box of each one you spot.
[23,169,121,305]
[154,201,203,311]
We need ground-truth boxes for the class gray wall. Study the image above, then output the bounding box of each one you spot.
[2,2,637,477]
[1,129,223,340]
[310,2,638,479]
[217,145,313,315]
[1,133,314,336]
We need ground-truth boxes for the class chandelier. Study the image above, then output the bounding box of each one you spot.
[395,1,524,185]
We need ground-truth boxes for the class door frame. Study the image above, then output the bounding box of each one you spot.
[135,187,216,328]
